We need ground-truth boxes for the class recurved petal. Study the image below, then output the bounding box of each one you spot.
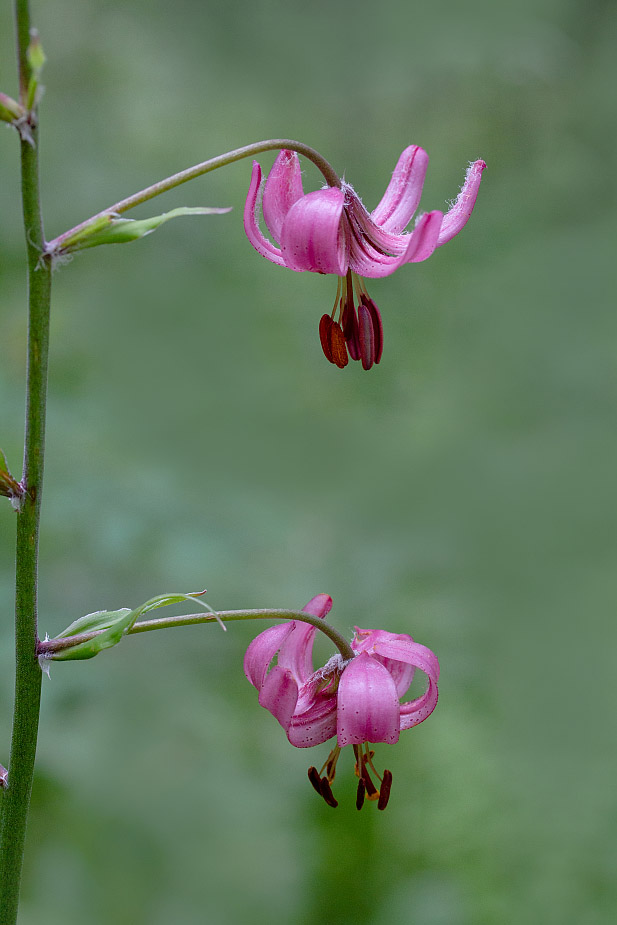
[371,145,429,233]
[262,150,305,243]
[399,675,439,729]
[352,627,434,698]
[348,209,443,278]
[287,694,338,748]
[302,593,333,619]
[337,653,400,746]
[368,636,440,683]
[437,159,486,246]
[277,594,333,685]
[280,188,349,274]
[360,632,439,730]
[397,210,443,264]
[243,621,295,691]
[258,665,299,731]
[243,161,286,266]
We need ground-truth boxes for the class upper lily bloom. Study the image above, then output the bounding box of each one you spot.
[244,594,439,809]
[244,146,486,369]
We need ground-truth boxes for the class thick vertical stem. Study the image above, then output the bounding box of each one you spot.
[0,3,52,921]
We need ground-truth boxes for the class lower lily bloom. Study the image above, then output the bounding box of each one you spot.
[244,594,439,809]
[244,146,485,369]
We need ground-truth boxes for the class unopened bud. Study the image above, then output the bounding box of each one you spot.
[0,92,24,123]
[27,29,46,74]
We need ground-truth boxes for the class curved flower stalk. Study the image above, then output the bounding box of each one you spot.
[244,147,486,369]
[244,594,439,809]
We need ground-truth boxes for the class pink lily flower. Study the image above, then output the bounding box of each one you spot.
[244,594,439,809]
[244,146,485,369]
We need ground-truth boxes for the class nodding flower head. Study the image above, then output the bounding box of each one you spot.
[243,595,440,810]
[244,146,485,370]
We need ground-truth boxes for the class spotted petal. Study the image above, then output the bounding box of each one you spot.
[366,634,440,729]
[337,652,400,746]
[399,677,439,729]
[288,693,338,747]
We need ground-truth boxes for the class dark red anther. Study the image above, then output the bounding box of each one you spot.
[362,295,383,365]
[360,762,379,799]
[355,777,366,811]
[329,322,349,369]
[357,302,376,370]
[318,314,349,369]
[319,314,335,364]
[377,769,393,811]
[319,777,339,808]
[307,766,323,796]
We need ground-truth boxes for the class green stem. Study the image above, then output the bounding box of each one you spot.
[46,138,341,253]
[0,3,52,921]
[38,609,357,662]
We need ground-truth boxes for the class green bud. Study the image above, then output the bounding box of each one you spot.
[54,206,231,256]
[26,30,46,74]
[49,608,135,660]
[0,92,24,123]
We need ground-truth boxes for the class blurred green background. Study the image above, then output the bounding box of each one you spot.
[1,0,615,922]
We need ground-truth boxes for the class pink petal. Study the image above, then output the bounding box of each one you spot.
[371,145,429,233]
[346,207,443,278]
[367,634,439,729]
[352,627,437,698]
[279,188,349,274]
[277,594,333,685]
[258,665,299,731]
[437,159,486,246]
[345,188,410,259]
[302,593,333,619]
[287,694,338,748]
[337,653,400,746]
[399,677,439,729]
[368,637,440,683]
[351,628,416,697]
[243,161,286,267]
[372,655,415,698]
[397,210,443,264]
[262,150,305,243]
[243,621,294,691]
